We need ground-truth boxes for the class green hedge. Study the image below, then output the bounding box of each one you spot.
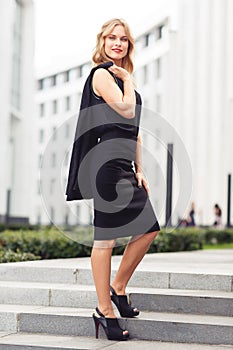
[0,226,232,263]
[0,249,40,263]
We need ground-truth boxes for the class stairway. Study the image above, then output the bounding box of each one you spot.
[0,250,232,349]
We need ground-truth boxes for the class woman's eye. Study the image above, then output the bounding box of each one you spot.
[108,36,115,40]
[121,37,128,42]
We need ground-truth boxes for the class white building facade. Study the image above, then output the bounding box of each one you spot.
[0,0,35,224]
[35,0,233,227]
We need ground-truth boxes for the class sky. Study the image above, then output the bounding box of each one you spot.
[34,0,171,72]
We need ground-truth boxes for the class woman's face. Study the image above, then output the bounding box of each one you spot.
[104,25,129,65]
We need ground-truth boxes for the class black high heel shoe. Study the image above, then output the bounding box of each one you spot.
[92,307,129,341]
[110,286,140,318]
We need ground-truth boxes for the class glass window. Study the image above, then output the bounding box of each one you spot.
[57,72,65,84]
[38,154,43,168]
[64,151,70,166]
[37,213,41,225]
[66,96,70,111]
[43,77,52,89]
[51,75,56,86]
[50,178,56,194]
[37,180,42,194]
[64,212,69,225]
[145,33,150,47]
[143,65,148,85]
[155,58,161,79]
[11,1,22,110]
[79,65,83,77]
[50,207,55,223]
[39,103,45,117]
[53,100,58,114]
[65,71,69,82]
[65,123,70,138]
[52,126,57,140]
[69,68,79,81]
[39,129,44,143]
[51,153,56,167]
[38,79,43,90]
[76,204,81,224]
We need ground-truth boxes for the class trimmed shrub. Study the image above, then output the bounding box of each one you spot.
[0,226,232,261]
[0,249,40,263]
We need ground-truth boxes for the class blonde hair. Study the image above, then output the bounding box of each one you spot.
[92,18,135,74]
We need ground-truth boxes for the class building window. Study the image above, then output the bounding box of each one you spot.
[65,123,70,138]
[44,77,52,88]
[65,71,69,82]
[51,75,56,86]
[37,180,42,194]
[50,178,56,194]
[64,212,69,226]
[53,100,58,114]
[39,103,45,117]
[155,58,161,79]
[143,65,148,85]
[145,33,150,47]
[51,153,56,167]
[69,68,79,81]
[39,129,44,143]
[76,204,80,224]
[66,96,70,111]
[38,154,43,168]
[64,151,70,166]
[38,79,43,90]
[79,65,83,77]
[11,1,22,110]
[156,24,165,40]
[50,207,55,223]
[37,213,41,225]
[52,126,57,140]
[57,72,65,84]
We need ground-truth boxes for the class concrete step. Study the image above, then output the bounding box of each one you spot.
[0,258,232,292]
[0,333,232,350]
[0,282,232,317]
[0,305,232,345]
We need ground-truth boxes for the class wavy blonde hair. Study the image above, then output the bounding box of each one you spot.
[92,18,135,74]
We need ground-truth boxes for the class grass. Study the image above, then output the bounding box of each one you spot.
[203,243,233,250]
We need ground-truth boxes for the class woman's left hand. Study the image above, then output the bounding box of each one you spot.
[135,172,150,195]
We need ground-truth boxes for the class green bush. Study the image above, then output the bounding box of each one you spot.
[0,249,40,263]
[202,229,233,245]
[0,226,232,261]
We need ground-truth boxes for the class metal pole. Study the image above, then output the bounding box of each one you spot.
[166,143,173,226]
[5,189,11,226]
[227,174,231,227]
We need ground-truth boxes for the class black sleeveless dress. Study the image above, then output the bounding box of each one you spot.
[66,62,160,240]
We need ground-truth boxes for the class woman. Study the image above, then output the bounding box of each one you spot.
[213,203,222,228]
[66,18,160,341]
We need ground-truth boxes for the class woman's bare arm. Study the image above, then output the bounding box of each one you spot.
[92,66,136,119]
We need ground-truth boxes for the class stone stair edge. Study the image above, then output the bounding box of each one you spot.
[0,281,232,298]
[1,332,232,350]
[1,304,233,326]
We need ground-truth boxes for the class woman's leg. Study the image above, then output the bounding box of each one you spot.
[91,239,116,318]
[111,231,159,295]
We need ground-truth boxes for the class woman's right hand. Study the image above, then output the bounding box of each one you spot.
[108,64,131,82]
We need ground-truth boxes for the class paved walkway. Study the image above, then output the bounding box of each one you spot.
[13,249,232,275]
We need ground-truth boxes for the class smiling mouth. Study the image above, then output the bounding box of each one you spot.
[112,49,122,53]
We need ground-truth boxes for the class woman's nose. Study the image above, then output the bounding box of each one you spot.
[115,38,121,46]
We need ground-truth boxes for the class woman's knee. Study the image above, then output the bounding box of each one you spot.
[93,239,116,249]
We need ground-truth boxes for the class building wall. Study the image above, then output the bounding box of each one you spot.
[0,0,34,222]
[34,0,233,227]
